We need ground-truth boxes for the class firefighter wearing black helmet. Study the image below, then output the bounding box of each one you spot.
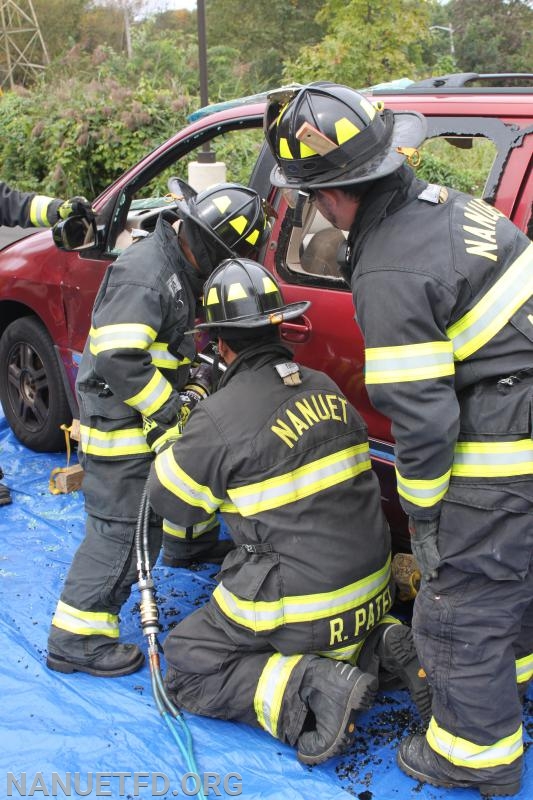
[267,81,533,795]
[148,258,431,765]
[47,181,270,678]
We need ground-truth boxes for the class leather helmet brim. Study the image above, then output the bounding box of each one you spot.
[270,110,427,189]
[190,299,311,332]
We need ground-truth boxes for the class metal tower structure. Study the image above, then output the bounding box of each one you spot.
[0,0,49,89]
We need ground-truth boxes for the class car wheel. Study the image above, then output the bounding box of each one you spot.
[0,316,71,452]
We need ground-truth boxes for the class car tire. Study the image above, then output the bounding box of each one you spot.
[0,316,71,452]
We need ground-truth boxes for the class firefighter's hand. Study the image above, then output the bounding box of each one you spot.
[408,516,440,582]
[57,196,95,222]
[142,415,182,454]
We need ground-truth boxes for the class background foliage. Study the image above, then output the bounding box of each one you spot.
[0,0,531,199]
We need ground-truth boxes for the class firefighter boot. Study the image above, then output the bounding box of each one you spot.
[0,482,12,506]
[297,658,378,765]
[0,466,12,506]
[368,622,432,725]
[47,642,145,678]
[398,734,522,797]
[162,539,235,568]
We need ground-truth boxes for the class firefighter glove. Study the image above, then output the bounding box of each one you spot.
[57,196,95,223]
[142,415,183,454]
[408,516,440,582]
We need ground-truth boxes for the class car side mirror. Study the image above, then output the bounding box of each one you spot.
[52,216,98,251]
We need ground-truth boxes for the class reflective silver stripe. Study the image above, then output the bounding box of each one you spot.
[51,600,119,638]
[154,448,222,514]
[149,342,191,370]
[427,718,523,768]
[124,370,172,416]
[447,242,533,360]
[213,556,391,632]
[365,341,454,384]
[452,439,533,478]
[395,466,451,508]
[254,654,303,737]
[162,514,218,540]
[516,653,533,683]
[227,444,370,517]
[79,424,150,457]
[89,323,156,354]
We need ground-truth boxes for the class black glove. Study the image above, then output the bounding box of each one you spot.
[142,415,183,454]
[57,196,95,223]
[408,516,440,582]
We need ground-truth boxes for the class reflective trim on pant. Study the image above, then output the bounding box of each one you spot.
[254,653,304,738]
[163,601,311,745]
[426,717,523,768]
[162,514,218,540]
[516,652,533,684]
[51,600,119,638]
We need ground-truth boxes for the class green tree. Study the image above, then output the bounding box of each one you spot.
[283,0,432,88]
[446,0,533,74]
[33,0,89,61]
[206,0,326,93]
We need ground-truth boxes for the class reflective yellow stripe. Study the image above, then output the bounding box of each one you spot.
[229,215,247,235]
[452,439,533,478]
[89,323,157,354]
[335,117,360,144]
[213,195,231,214]
[447,242,533,360]
[516,653,533,684]
[154,448,223,514]
[279,137,292,159]
[227,444,371,517]
[52,600,119,638]
[245,228,260,245]
[365,341,454,385]
[316,641,365,663]
[29,195,54,226]
[124,370,173,416]
[254,654,303,737]
[213,556,391,633]
[80,424,150,457]
[149,342,191,370]
[162,514,218,540]
[395,466,451,508]
[427,717,523,768]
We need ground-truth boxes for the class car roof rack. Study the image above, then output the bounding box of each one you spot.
[371,72,533,94]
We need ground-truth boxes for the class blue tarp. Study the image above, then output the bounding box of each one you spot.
[0,407,531,799]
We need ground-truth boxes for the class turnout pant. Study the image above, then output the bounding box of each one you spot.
[413,480,533,779]
[48,456,162,660]
[163,596,399,745]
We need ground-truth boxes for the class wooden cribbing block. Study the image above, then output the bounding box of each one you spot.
[50,464,85,494]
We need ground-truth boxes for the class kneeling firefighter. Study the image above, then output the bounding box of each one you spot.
[148,258,431,765]
[47,180,270,678]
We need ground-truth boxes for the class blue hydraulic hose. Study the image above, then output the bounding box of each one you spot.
[136,477,205,800]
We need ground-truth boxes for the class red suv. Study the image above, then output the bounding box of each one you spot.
[1,72,532,546]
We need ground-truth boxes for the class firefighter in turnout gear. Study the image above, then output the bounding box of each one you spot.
[0,182,94,507]
[267,81,533,794]
[46,181,270,678]
[148,258,431,765]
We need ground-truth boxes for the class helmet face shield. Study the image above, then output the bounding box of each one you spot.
[265,82,427,189]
